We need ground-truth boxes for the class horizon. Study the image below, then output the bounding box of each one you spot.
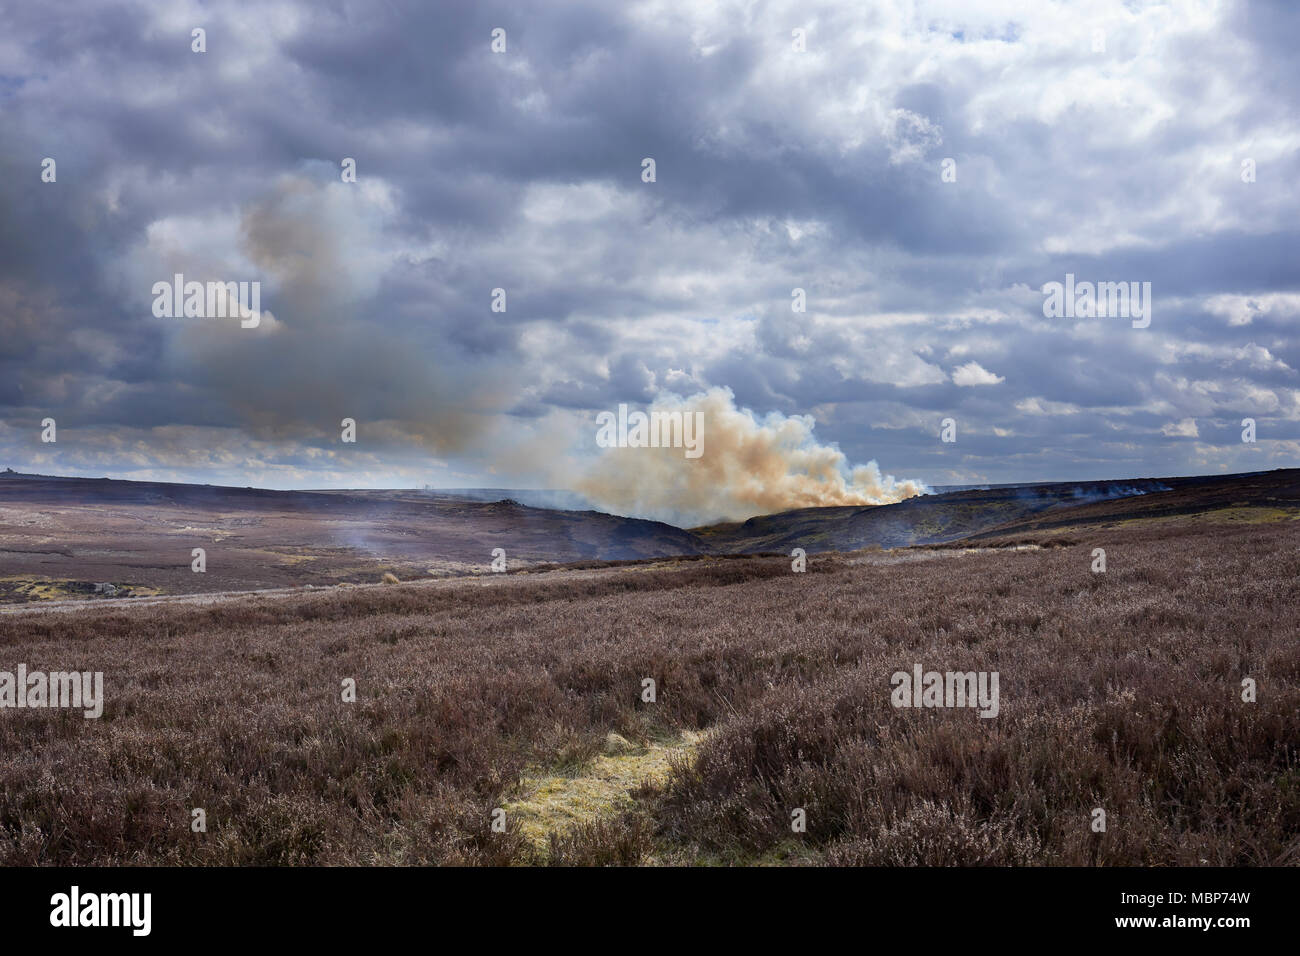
[2,461,1283,496]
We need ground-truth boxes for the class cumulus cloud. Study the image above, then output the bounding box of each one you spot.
[0,0,1297,509]
[951,362,1005,387]
[1162,418,1200,438]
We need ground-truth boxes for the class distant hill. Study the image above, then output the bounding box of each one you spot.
[0,468,1295,601]
[693,471,1299,553]
[0,473,708,600]
[310,485,597,512]
[962,469,1300,541]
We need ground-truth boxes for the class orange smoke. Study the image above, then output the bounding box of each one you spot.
[575,388,926,526]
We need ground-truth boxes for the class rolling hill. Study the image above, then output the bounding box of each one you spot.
[0,467,1296,602]
[694,471,1300,553]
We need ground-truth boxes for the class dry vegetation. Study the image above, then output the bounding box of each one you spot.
[0,516,1296,865]
[0,475,707,601]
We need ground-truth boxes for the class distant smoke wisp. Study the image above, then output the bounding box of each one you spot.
[163,176,492,457]
[1065,482,1172,503]
[575,388,926,526]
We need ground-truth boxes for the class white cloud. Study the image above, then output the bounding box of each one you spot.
[1161,418,1200,438]
[951,361,1004,386]
[1202,293,1300,327]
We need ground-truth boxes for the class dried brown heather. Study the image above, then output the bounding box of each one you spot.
[0,516,1295,865]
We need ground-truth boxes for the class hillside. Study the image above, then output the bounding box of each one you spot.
[0,507,1294,864]
[0,472,707,600]
[1,468,1297,603]
[964,469,1300,541]
[694,470,1300,553]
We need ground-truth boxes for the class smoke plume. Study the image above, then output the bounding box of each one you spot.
[574,388,926,526]
[163,176,493,456]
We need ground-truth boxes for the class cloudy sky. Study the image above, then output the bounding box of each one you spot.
[2,0,1297,522]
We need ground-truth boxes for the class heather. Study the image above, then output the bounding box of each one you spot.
[0,517,1295,865]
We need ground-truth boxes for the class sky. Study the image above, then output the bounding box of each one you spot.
[1,0,1298,524]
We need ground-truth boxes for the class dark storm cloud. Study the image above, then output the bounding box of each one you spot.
[0,0,1297,507]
